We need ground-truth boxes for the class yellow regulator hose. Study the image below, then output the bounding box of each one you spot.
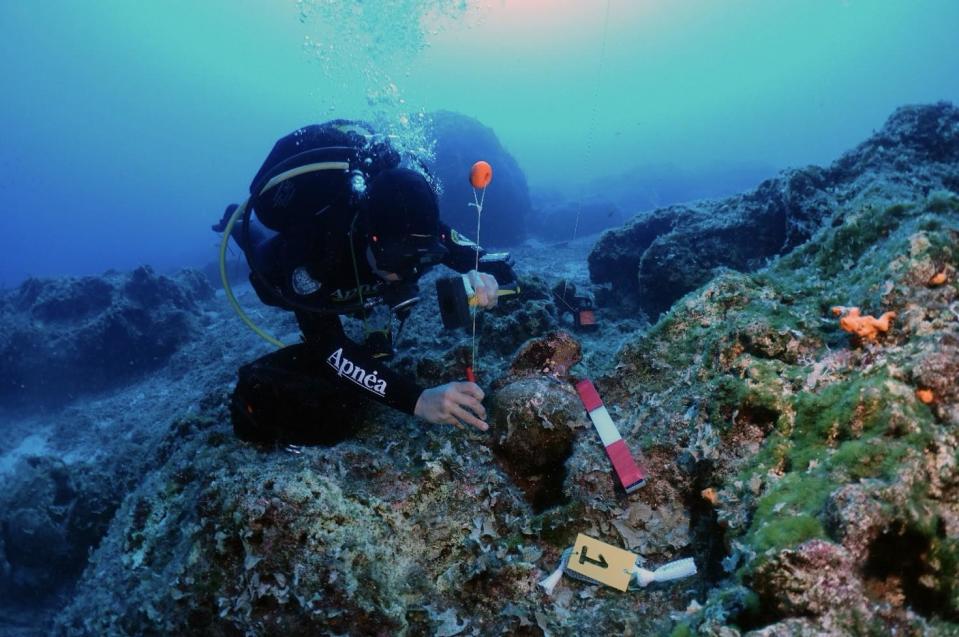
[217,159,351,349]
[217,199,286,349]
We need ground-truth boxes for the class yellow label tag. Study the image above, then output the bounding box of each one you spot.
[567,533,637,591]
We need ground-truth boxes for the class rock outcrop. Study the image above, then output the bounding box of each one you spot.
[0,456,120,600]
[0,266,213,409]
[428,110,533,246]
[589,102,959,317]
[602,191,959,634]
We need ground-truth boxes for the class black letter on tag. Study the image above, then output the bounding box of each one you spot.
[579,547,609,569]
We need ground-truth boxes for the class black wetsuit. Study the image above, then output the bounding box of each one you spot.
[230,210,483,445]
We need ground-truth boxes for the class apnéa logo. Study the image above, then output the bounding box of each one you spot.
[326,348,387,397]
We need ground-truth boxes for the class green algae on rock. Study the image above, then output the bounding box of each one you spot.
[604,192,959,633]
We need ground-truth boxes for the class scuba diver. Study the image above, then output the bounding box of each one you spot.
[214,121,503,446]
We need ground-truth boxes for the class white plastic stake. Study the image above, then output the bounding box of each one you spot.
[538,563,565,595]
[631,558,698,587]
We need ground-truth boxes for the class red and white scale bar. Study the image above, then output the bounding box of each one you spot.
[575,379,647,493]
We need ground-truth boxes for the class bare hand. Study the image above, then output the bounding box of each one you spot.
[414,382,489,432]
[467,270,499,309]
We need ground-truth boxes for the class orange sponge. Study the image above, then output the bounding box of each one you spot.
[831,306,896,342]
[928,271,948,286]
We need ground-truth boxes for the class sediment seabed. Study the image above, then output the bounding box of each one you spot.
[0,102,954,636]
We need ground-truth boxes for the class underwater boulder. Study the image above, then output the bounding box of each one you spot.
[594,186,959,632]
[428,110,532,246]
[590,102,959,316]
[488,371,589,510]
[589,167,837,317]
[56,461,414,636]
[0,266,212,409]
[53,413,556,636]
[0,456,118,600]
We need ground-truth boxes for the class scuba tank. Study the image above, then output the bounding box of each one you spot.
[247,120,400,232]
[217,121,404,347]
[238,121,401,315]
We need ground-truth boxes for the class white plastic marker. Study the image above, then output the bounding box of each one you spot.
[575,379,647,493]
[632,558,699,587]
[538,534,697,595]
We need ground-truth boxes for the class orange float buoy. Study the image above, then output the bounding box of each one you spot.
[916,388,935,404]
[470,161,492,189]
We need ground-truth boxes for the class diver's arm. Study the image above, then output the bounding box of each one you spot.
[439,223,486,273]
[437,223,502,309]
[297,312,489,429]
[296,312,424,415]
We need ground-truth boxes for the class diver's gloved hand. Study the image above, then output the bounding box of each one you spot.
[414,382,489,432]
[468,270,499,309]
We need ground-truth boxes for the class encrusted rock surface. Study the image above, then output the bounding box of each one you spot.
[489,376,587,509]
[605,190,959,634]
[0,456,121,600]
[505,330,582,381]
[590,102,959,316]
[750,540,867,622]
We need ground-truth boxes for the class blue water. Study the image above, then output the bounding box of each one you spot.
[1,0,957,287]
